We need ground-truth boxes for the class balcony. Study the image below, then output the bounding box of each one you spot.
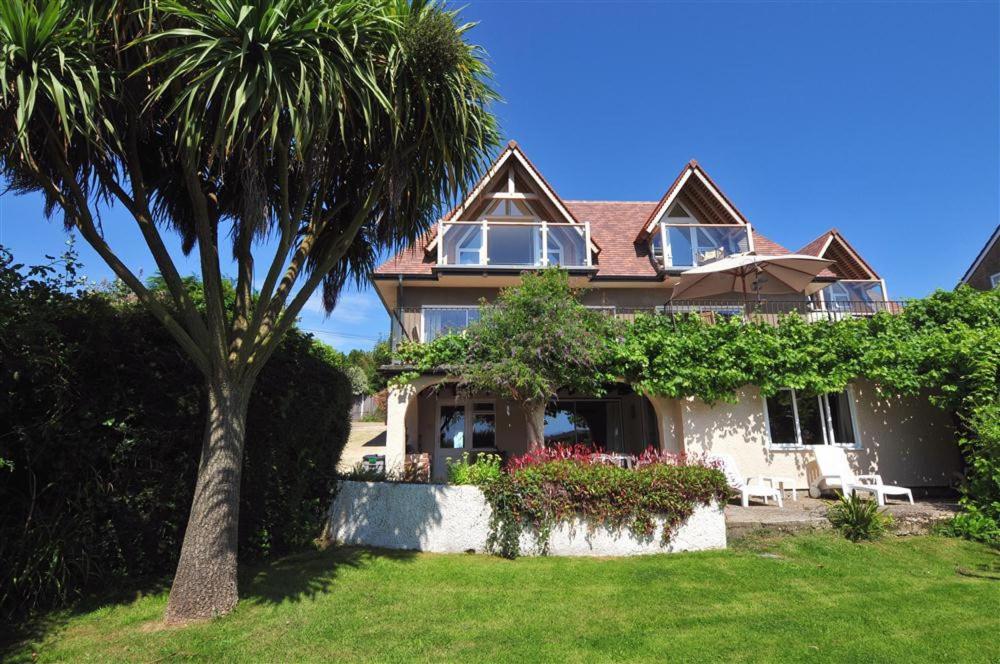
[617,299,903,325]
[391,299,904,345]
[651,223,751,270]
[438,220,591,269]
[816,280,886,311]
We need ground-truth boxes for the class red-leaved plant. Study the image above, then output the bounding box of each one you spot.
[506,444,722,472]
[483,443,732,558]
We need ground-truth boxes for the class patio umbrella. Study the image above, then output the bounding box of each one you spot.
[670,254,834,301]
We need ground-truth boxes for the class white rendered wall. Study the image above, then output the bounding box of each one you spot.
[328,480,726,556]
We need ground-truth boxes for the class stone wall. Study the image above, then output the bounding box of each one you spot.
[328,480,726,556]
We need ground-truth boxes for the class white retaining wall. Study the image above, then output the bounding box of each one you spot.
[328,480,726,556]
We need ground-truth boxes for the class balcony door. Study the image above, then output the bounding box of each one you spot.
[434,401,497,480]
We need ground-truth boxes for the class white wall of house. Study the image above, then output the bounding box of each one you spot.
[675,382,961,489]
[386,376,961,489]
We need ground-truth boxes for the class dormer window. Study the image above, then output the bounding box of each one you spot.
[651,200,750,269]
[433,145,594,269]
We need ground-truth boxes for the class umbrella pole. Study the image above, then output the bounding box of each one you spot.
[741,270,750,317]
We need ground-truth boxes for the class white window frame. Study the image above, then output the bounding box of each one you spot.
[763,386,862,450]
[421,305,480,342]
[991,273,1000,289]
[454,226,483,265]
[546,232,563,266]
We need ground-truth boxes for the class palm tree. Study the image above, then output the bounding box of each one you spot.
[0,0,499,622]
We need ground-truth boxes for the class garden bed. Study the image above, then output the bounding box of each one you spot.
[327,480,726,555]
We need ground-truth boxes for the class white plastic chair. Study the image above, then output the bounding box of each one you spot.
[711,453,783,508]
[809,446,913,506]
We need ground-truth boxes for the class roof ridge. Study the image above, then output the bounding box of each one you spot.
[563,199,659,204]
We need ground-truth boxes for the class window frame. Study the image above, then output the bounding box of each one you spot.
[991,272,1000,289]
[763,386,862,451]
[546,232,563,266]
[421,305,480,342]
[435,398,497,452]
[542,398,625,452]
[454,225,483,265]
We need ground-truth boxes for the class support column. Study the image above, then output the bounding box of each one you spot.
[646,394,684,455]
[385,375,445,474]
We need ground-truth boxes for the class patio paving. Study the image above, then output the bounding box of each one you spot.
[337,421,387,473]
[725,493,960,540]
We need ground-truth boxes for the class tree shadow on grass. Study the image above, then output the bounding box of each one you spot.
[0,574,172,660]
[240,545,417,606]
[2,546,417,658]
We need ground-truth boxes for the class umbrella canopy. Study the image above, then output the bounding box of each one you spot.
[670,254,834,300]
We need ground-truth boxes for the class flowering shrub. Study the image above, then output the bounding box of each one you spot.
[482,450,730,558]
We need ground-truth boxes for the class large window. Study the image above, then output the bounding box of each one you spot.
[764,388,860,448]
[543,400,624,452]
[423,307,480,341]
[818,281,884,312]
[438,402,495,450]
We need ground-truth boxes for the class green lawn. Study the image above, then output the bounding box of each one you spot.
[7,535,999,663]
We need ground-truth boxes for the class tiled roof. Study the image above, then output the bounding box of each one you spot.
[797,231,832,257]
[797,228,878,280]
[374,200,793,278]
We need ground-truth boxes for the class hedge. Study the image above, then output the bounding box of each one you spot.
[0,247,352,620]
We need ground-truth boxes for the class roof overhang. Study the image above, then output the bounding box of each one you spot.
[960,225,1000,284]
[636,161,750,243]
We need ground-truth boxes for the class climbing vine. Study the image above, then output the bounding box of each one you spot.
[396,284,1000,546]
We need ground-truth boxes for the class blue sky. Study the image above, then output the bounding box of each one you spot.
[1,1,997,352]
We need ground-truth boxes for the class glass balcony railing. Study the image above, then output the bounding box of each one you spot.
[438,221,591,268]
[815,280,886,313]
[651,223,751,269]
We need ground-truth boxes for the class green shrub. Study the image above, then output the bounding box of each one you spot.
[0,248,352,621]
[340,462,390,482]
[359,408,386,423]
[445,452,502,486]
[827,493,894,542]
[481,459,729,558]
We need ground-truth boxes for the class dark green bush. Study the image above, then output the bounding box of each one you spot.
[827,493,894,542]
[0,248,351,620]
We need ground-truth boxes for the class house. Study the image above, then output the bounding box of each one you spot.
[959,224,1000,290]
[372,141,961,486]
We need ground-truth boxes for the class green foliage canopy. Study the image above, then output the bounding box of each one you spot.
[397,269,614,406]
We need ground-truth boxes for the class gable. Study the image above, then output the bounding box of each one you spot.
[798,230,879,280]
[636,161,750,242]
[442,141,579,226]
[960,225,1000,286]
[427,141,598,256]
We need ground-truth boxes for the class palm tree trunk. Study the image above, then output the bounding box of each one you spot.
[525,402,546,451]
[165,376,251,623]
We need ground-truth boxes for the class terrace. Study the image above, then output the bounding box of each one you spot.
[393,297,904,343]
